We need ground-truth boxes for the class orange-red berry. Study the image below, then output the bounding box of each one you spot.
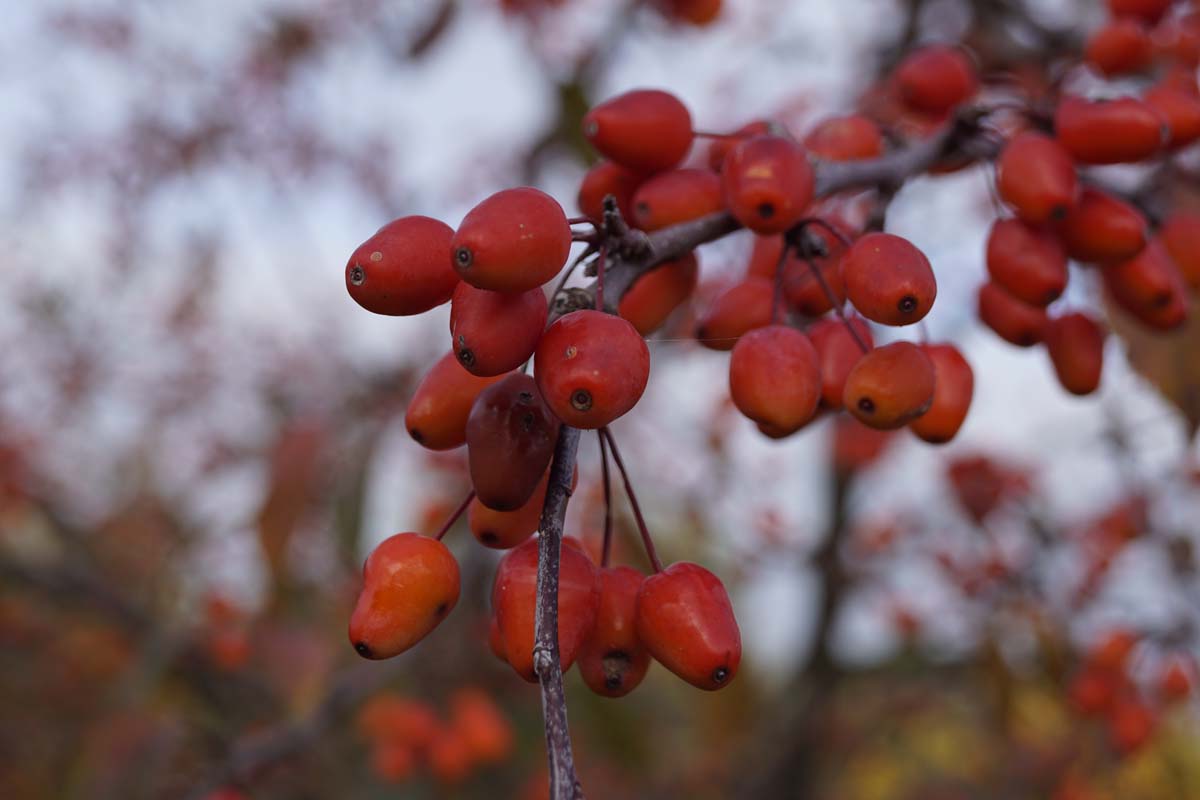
[977,282,1048,346]
[804,115,884,161]
[451,188,571,292]
[631,168,723,231]
[578,566,651,697]
[534,310,650,429]
[842,232,937,325]
[636,562,741,690]
[618,253,699,335]
[909,343,973,444]
[842,341,936,429]
[449,283,547,376]
[995,132,1078,224]
[492,537,600,682]
[345,216,459,316]
[1055,187,1147,264]
[728,325,822,435]
[577,160,643,222]
[583,89,694,173]
[985,218,1068,307]
[1054,96,1166,164]
[894,45,978,116]
[809,316,872,410]
[721,135,815,234]
[1044,312,1106,396]
[349,533,460,659]
[405,352,509,450]
[1085,19,1154,76]
[695,277,775,350]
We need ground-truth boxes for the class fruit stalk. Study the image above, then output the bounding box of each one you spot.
[532,424,586,800]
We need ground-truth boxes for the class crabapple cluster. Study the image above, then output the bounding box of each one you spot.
[342,12,1200,781]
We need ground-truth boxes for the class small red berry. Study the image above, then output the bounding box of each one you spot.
[578,566,652,697]
[451,188,571,293]
[618,253,699,335]
[631,168,724,231]
[909,343,974,444]
[985,218,1068,307]
[995,132,1078,224]
[345,216,459,316]
[804,115,884,161]
[466,374,560,511]
[492,537,600,682]
[1054,95,1167,164]
[808,316,873,410]
[577,161,643,222]
[583,89,694,173]
[842,341,936,429]
[721,135,815,234]
[1055,187,1147,264]
[894,45,979,116]
[842,232,937,325]
[1044,312,1106,396]
[728,325,822,435]
[450,283,548,376]
[349,533,460,659]
[636,562,741,690]
[695,277,775,350]
[977,282,1048,347]
[534,310,650,429]
[405,352,509,450]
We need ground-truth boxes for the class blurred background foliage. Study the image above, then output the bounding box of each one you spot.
[1,1,1199,799]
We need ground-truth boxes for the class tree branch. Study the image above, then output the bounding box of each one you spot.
[587,113,992,313]
[533,425,586,800]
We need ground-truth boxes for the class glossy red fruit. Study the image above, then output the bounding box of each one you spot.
[618,253,699,335]
[909,344,973,444]
[894,45,978,116]
[1044,312,1106,396]
[451,188,571,293]
[469,466,578,549]
[1159,212,1200,288]
[995,132,1078,223]
[1108,699,1156,754]
[583,89,693,173]
[1108,0,1172,24]
[488,615,507,662]
[1159,657,1194,702]
[977,282,1048,346]
[1085,19,1153,76]
[809,317,873,409]
[1056,187,1147,263]
[578,161,643,222]
[695,277,775,350]
[345,216,459,315]
[721,135,815,234]
[492,537,600,682]
[1143,83,1200,148]
[350,533,460,659]
[985,218,1068,306]
[804,115,884,161]
[707,120,774,172]
[578,566,651,697]
[1054,96,1166,164]
[636,562,741,690]
[842,232,937,325]
[534,310,650,429]
[449,283,547,376]
[728,325,821,434]
[406,353,509,450]
[1102,239,1190,330]
[466,374,560,511]
[843,341,936,429]
[631,168,723,232]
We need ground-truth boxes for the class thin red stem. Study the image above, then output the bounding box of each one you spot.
[566,215,594,226]
[597,430,613,568]
[600,428,663,573]
[803,256,869,354]
[434,490,475,540]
